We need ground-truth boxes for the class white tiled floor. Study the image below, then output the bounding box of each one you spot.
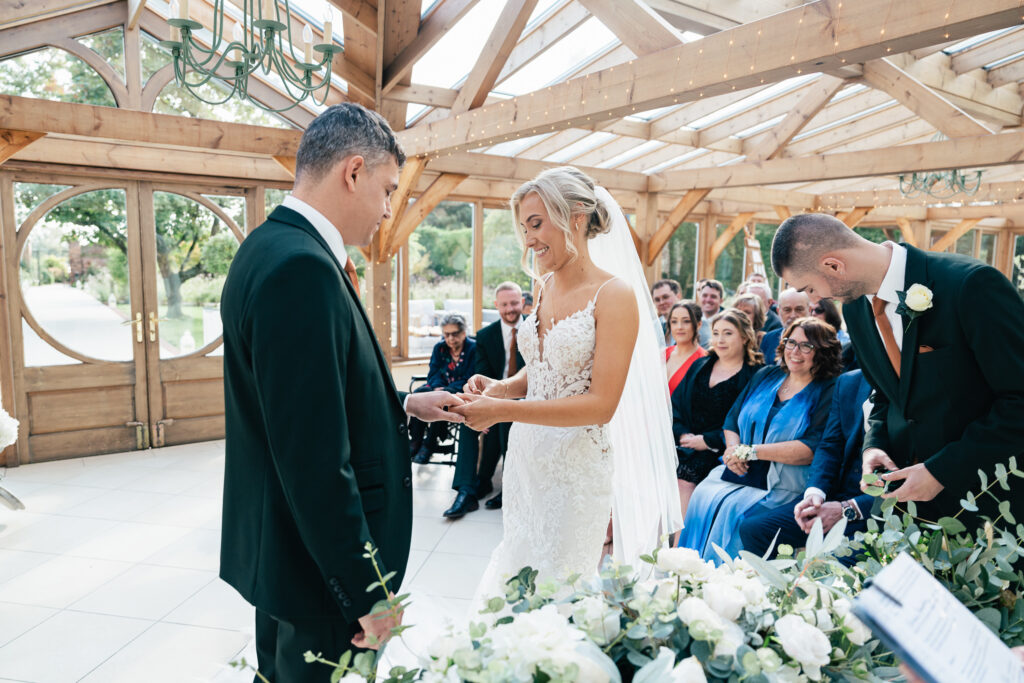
[0,441,502,682]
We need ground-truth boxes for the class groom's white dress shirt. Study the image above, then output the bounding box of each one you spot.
[500,318,521,379]
[867,241,907,351]
[282,195,348,266]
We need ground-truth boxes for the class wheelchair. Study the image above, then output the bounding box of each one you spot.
[407,374,461,467]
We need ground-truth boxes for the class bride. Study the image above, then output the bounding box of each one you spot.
[450,167,681,602]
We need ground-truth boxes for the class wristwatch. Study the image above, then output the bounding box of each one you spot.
[840,500,859,521]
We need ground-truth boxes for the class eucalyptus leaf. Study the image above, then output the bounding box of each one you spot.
[976,607,1002,633]
[937,517,967,535]
[806,517,824,558]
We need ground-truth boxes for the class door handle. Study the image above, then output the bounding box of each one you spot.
[148,312,170,342]
[121,312,143,343]
[153,419,174,448]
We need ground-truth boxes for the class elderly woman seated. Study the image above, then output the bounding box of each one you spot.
[410,313,476,464]
[677,317,841,560]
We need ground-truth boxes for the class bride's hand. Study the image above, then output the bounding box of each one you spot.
[463,374,496,395]
[450,393,501,431]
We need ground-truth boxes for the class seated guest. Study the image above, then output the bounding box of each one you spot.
[760,288,811,364]
[672,308,762,520]
[811,297,850,344]
[652,279,683,345]
[445,283,525,518]
[678,317,841,559]
[738,370,872,561]
[665,301,707,394]
[410,313,476,464]
[745,281,782,332]
[697,279,725,348]
[732,294,766,346]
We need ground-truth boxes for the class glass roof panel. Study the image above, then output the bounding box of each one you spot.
[831,83,868,101]
[687,73,818,129]
[644,149,708,174]
[495,17,617,95]
[412,0,508,88]
[482,133,554,156]
[791,99,898,141]
[943,27,1017,55]
[544,131,617,163]
[597,140,666,169]
[735,113,786,139]
[984,50,1024,70]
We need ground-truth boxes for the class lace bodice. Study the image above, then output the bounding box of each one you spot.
[518,299,598,401]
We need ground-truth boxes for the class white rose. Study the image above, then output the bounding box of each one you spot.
[572,596,622,646]
[0,408,18,450]
[336,675,368,683]
[678,597,722,630]
[702,582,747,621]
[671,656,708,683]
[904,283,934,312]
[842,612,872,646]
[767,664,807,683]
[774,614,831,681]
[713,620,747,658]
[656,547,712,578]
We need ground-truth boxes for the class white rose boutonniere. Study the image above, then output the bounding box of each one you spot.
[896,283,933,331]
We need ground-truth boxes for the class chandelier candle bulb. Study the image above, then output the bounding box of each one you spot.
[179,0,188,19]
[263,0,275,20]
[169,0,181,41]
[303,24,313,64]
[323,6,333,44]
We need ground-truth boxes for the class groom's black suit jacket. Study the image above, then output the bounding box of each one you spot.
[474,319,525,382]
[845,244,1024,520]
[220,206,412,623]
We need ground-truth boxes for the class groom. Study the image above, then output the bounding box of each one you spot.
[771,213,1024,523]
[220,104,460,682]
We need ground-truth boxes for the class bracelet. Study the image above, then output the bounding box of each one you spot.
[502,381,509,399]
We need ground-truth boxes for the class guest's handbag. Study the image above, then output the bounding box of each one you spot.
[720,421,770,489]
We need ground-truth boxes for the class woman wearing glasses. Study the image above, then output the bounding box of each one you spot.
[677,317,841,559]
[810,297,850,344]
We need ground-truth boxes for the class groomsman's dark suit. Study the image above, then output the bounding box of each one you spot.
[220,206,412,680]
[845,245,1024,522]
[448,317,525,515]
[740,370,873,559]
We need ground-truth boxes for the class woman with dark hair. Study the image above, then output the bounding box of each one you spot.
[677,316,842,559]
[409,313,476,464]
[665,301,707,394]
[810,297,850,344]
[672,308,763,521]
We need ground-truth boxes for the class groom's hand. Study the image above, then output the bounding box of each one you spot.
[463,374,496,395]
[352,601,403,650]
[882,463,944,502]
[861,448,897,494]
[449,394,501,431]
[405,391,465,423]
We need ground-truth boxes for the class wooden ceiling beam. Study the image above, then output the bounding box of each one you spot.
[930,218,984,250]
[744,75,846,162]
[329,0,377,34]
[709,212,755,264]
[382,0,480,96]
[378,156,428,257]
[653,129,1024,191]
[817,179,1024,208]
[496,0,590,84]
[127,0,146,29]
[396,0,1024,157]
[450,0,539,114]
[425,150,650,192]
[646,189,710,265]
[0,130,45,165]
[0,2,125,59]
[0,0,117,30]
[385,172,469,260]
[862,57,994,137]
[576,0,684,56]
[837,206,873,228]
[895,217,919,247]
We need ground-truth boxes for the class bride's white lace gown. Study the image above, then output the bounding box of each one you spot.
[474,283,615,604]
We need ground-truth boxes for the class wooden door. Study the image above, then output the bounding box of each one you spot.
[1,174,152,462]
[137,182,249,448]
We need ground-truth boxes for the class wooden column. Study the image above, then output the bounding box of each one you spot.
[365,243,393,366]
[696,214,718,281]
[635,192,660,285]
[472,200,484,333]
[0,174,21,465]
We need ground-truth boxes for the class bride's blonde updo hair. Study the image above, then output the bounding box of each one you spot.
[511,166,612,273]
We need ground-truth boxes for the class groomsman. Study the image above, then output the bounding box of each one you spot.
[696,279,724,348]
[652,279,682,346]
[771,214,1024,523]
[444,282,526,519]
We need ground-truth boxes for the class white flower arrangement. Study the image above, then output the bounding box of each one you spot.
[0,407,19,450]
[732,444,756,462]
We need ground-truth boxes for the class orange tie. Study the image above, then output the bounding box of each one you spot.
[507,327,518,377]
[871,296,900,377]
[343,257,359,293]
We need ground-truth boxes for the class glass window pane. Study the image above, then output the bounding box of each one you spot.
[141,32,170,84]
[979,233,997,266]
[20,189,131,365]
[14,183,72,226]
[713,222,745,295]
[152,192,241,358]
[661,222,698,299]
[408,201,474,357]
[153,79,295,128]
[0,47,116,107]
[930,230,948,250]
[955,230,974,256]
[483,208,532,328]
[78,27,126,78]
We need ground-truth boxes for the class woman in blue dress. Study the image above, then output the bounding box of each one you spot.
[677,316,842,560]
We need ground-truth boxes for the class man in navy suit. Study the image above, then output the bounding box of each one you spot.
[739,370,873,559]
[759,288,811,364]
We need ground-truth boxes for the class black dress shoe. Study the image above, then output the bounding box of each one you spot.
[484,492,502,509]
[411,445,431,465]
[443,491,479,519]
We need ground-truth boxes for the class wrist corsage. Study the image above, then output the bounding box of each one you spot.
[733,444,757,462]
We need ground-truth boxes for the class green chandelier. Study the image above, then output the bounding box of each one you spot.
[898,133,983,199]
[162,0,343,112]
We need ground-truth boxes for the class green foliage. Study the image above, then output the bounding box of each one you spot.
[78,28,125,78]
[0,46,115,106]
[201,232,239,277]
[661,222,698,298]
[482,209,531,293]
